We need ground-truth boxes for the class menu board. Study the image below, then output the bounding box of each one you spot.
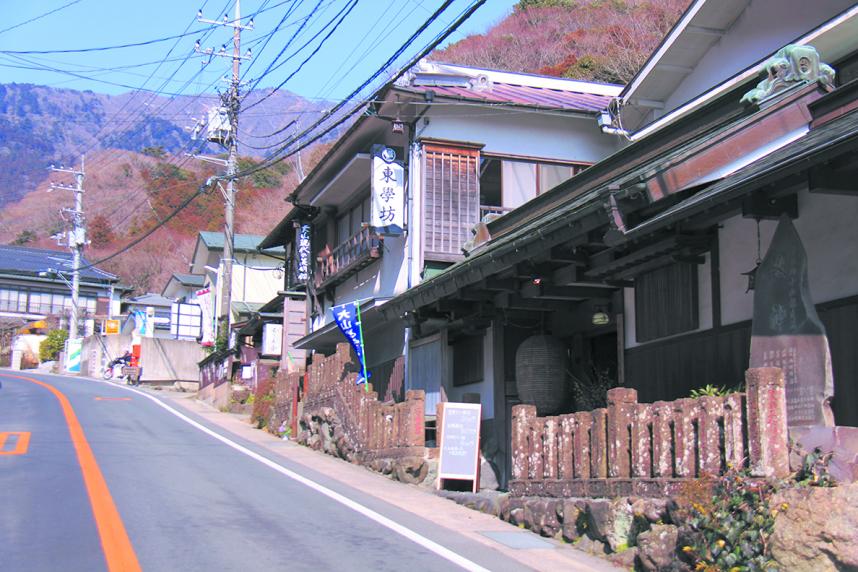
[437,402,481,492]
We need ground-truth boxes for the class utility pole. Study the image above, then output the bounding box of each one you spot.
[195,1,253,328]
[49,157,86,340]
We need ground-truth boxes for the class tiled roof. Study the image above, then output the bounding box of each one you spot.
[398,82,613,113]
[198,231,285,253]
[0,245,117,282]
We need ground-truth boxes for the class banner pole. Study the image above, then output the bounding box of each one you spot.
[356,300,369,392]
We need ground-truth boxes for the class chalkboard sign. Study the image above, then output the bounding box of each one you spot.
[437,402,481,492]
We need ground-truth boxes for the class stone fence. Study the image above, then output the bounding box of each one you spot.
[296,343,425,467]
[511,367,789,498]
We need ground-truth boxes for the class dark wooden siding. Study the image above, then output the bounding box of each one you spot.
[452,333,484,386]
[422,143,480,262]
[634,262,699,343]
[625,295,858,426]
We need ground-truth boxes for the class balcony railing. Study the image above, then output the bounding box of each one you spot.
[479,204,513,221]
[316,225,383,289]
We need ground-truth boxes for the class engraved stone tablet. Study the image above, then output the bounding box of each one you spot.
[749,214,834,427]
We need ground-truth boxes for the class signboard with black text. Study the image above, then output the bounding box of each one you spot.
[370,145,405,235]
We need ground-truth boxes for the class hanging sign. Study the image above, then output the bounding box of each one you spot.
[437,402,482,493]
[331,300,370,384]
[370,145,405,236]
[294,223,311,283]
[262,323,283,356]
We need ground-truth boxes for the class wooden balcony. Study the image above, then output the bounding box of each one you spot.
[316,226,383,289]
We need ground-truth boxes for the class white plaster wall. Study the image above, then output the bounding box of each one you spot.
[446,326,495,420]
[417,107,619,164]
[720,189,858,325]
[661,0,855,117]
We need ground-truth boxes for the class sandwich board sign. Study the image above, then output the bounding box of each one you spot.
[437,402,481,492]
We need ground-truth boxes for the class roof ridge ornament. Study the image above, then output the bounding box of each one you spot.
[741,44,835,106]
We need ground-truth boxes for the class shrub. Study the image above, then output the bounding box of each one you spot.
[689,384,738,399]
[250,378,275,429]
[39,329,68,362]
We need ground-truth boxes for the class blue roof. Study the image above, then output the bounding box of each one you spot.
[0,245,117,283]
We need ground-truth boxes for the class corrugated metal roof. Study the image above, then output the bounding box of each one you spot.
[172,273,206,287]
[399,82,612,113]
[198,231,285,254]
[0,245,117,282]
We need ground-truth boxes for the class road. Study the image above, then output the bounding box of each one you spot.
[0,371,617,572]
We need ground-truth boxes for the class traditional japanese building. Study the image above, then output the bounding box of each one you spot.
[259,62,624,401]
[380,0,858,485]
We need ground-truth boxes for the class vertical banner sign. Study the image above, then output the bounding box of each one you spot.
[195,288,215,346]
[65,338,82,373]
[331,300,370,385]
[294,223,311,283]
[370,144,405,236]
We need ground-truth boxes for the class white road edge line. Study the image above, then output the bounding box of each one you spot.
[96,380,490,572]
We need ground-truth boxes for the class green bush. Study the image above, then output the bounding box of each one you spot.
[39,329,68,362]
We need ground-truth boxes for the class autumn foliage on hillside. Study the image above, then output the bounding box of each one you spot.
[434,0,689,84]
[0,149,305,294]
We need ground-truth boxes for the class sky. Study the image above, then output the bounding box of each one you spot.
[0,0,518,102]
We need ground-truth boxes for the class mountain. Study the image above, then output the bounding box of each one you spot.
[0,84,325,206]
[434,0,688,84]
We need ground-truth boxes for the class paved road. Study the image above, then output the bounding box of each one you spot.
[0,371,560,572]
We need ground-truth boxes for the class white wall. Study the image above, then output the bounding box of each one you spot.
[720,189,858,325]
[446,326,495,420]
[661,0,855,117]
[417,107,618,164]
[625,189,858,348]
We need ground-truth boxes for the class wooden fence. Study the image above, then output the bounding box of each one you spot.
[288,343,423,459]
[510,367,790,497]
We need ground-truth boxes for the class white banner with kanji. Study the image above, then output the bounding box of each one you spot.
[370,146,405,235]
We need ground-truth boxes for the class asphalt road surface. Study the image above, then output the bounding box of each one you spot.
[0,370,556,572]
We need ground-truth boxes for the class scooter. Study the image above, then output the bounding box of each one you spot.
[102,353,133,381]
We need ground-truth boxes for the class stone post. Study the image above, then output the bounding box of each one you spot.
[632,403,653,478]
[590,408,608,478]
[573,411,593,479]
[607,388,637,478]
[544,417,558,479]
[511,404,536,481]
[651,402,673,478]
[746,367,790,478]
[404,390,425,447]
[559,414,576,480]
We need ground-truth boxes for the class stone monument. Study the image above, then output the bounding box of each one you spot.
[749,214,835,427]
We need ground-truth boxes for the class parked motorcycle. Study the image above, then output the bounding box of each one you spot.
[102,353,133,381]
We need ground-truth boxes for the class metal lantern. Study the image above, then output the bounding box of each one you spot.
[515,334,570,416]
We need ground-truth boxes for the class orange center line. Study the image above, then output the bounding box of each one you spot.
[2,374,141,572]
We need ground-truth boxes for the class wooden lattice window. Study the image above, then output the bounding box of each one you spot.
[422,142,480,262]
[634,261,699,343]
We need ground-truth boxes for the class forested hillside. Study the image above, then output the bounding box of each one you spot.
[434,0,688,84]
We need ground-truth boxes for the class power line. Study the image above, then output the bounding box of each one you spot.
[235,0,486,178]
[0,0,83,36]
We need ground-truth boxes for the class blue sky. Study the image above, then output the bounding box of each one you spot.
[0,0,517,101]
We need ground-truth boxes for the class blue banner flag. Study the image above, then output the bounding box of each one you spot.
[331,300,370,385]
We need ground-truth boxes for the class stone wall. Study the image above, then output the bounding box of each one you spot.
[511,367,789,497]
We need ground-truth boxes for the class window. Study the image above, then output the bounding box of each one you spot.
[479,156,587,213]
[634,262,699,343]
[28,291,51,315]
[452,333,484,386]
[422,143,480,261]
[0,288,27,312]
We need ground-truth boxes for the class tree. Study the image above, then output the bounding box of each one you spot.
[12,230,36,245]
[88,214,115,248]
[39,329,68,362]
